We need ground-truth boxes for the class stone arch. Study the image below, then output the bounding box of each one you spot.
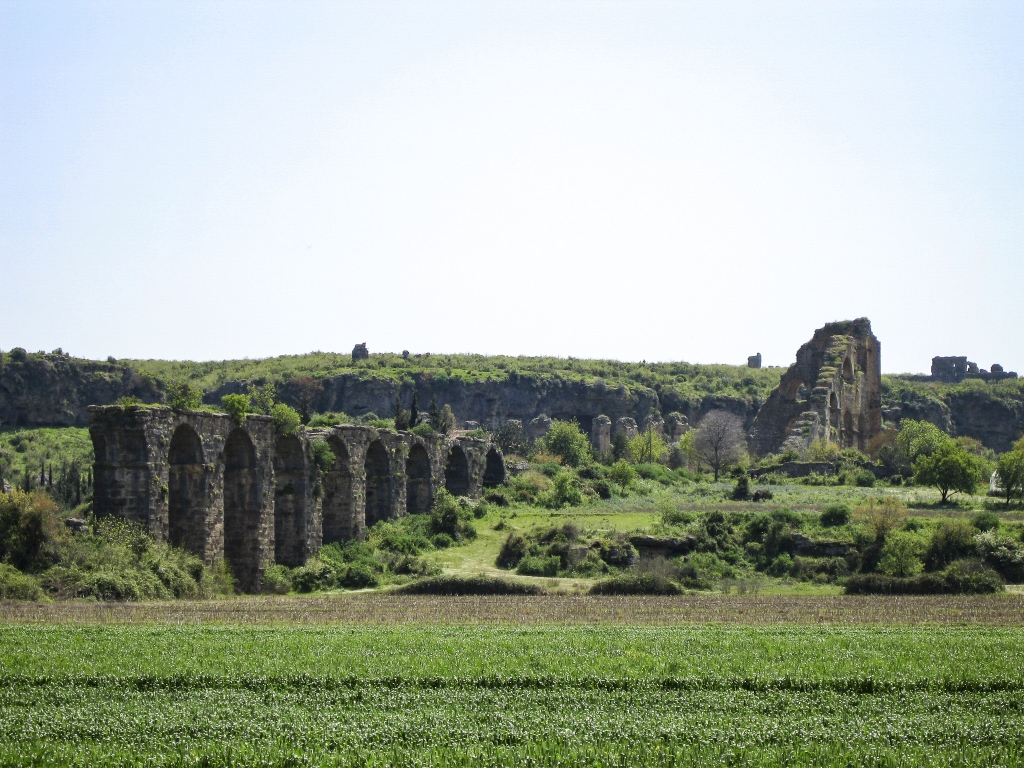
[223,428,260,591]
[273,434,308,567]
[406,443,432,515]
[322,437,353,544]
[782,378,804,400]
[168,425,206,557]
[364,440,392,528]
[483,447,505,488]
[444,445,470,496]
[843,355,855,382]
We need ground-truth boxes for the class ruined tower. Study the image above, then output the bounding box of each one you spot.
[748,318,882,456]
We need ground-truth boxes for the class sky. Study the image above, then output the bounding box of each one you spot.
[1,1,1021,373]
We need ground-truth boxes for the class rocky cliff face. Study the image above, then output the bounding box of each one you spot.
[209,373,762,433]
[0,353,163,428]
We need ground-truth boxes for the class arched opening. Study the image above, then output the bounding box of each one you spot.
[406,444,432,515]
[828,391,841,433]
[273,435,307,567]
[223,428,260,592]
[843,356,855,382]
[782,378,804,401]
[168,425,206,557]
[365,441,392,527]
[322,437,353,544]
[483,447,505,488]
[444,445,470,496]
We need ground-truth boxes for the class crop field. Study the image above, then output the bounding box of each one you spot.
[3,623,1024,767]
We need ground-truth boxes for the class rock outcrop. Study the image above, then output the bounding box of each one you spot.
[749,319,882,456]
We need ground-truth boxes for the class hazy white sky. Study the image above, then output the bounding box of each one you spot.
[1,1,1021,373]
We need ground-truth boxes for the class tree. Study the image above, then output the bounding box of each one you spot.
[996,451,1024,506]
[427,396,442,431]
[890,419,949,474]
[270,403,301,436]
[878,532,924,577]
[290,376,323,425]
[248,382,277,415]
[629,426,667,465]
[167,380,203,411]
[393,395,411,431]
[220,394,251,426]
[913,442,982,503]
[493,421,531,457]
[543,420,591,467]
[691,410,746,480]
[409,392,419,427]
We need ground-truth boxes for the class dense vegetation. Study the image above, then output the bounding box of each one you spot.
[2,625,1024,766]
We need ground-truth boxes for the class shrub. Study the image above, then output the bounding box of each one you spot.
[913,442,983,502]
[636,463,677,485]
[221,394,251,425]
[540,471,584,509]
[394,575,546,596]
[291,559,337,593]
[878,531,924,577]
[853,469,876,487]
[496,532,529,569]
[588,572,683,595]
[411,423,436,438]
[0,489,69,573]
[732,475,751,500]
[845,564,1003,595]
[340,563,379,589]
[972,511,1001,532]
[492,421,531,456]
[429,489,476,542]
[542,420,591,467]
[271,403,301,436]
[766,553,794,577]
[925,519,977,570]
[261,564,292,594]
[516,555,560,577]
[369,520,432,555]
[589,479,612,499]
[311,441,336,473]
[430,533,454,549]
[0,563,45,601]
[607,460,637,488]
[167,381,203,411]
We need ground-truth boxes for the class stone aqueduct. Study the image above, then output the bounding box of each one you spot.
[89,405,507,591]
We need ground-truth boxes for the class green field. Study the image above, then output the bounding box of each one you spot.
[2,624,1024,767]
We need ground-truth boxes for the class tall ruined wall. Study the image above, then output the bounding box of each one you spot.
[749,319,882,456]
[90,406,505,591]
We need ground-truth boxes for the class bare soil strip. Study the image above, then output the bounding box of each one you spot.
[3,593,1024,625]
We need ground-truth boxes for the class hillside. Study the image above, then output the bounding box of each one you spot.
[1,346,1022,450]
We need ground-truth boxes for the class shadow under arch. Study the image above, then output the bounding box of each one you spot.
[223,428,261,592]
[406,443,432,515]
[483,447,505,488]
[444,445,469,496]
[365,440,392,527]
[168,424,206,557]
[273,434,308,567]
[322,437,353,544]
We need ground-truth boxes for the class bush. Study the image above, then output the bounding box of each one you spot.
[260,564,293,595]
[429,489,476,542]
[393,575,546,595]
[291,559,337,593]
[845,564,1002,595]
[636,463,677,485]
[925,520,977,570]
[589,479,612,499]
[732,476,750,500]
[496,532,529,569]
[311,441,336,473]
[516,555,560,577]
[0,563,45,600]
[607,460,637,488]
[167,380,203,411]
[430,533,454,549]
[271,404,301,436]
[220,394,251,425]
[878,531,924,577]
[588,572,683,595]
[972,511,1001,532]
[542,420,591,467]
[411,423,436,438]
[853,469,876,488]
[340,562,379,589]
[540,471,584,509]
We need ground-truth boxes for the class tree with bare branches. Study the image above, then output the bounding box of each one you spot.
[692,410,747,480]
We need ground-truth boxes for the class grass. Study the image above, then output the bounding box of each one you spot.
[2,624,1024,766]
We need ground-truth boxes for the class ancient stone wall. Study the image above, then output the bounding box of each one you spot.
[90,406,505,591]
[748,319,882,456]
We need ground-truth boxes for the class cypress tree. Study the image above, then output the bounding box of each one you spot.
[410,392,419,427]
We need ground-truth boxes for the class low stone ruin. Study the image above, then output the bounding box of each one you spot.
[89,405,505,591]
[748,318,883,456]
[932,356,1017,383]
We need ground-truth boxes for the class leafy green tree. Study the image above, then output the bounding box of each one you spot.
[393,395,411,431]
[629,426,668,465]
[271,403,301,436]
[611,430,631,462]
[220,394,251,426]
[248,382,276,415]
[493,420,531,456]
[925,519,977,570]
[892,419,949,474]
[607,459,637,488]
[167,380,202,411]
[878,531,924,577]
[913,442,983,503]
[996,451,1024,506]
[542,420,591,467]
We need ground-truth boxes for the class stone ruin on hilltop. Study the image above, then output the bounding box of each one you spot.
[749,318,882,456]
